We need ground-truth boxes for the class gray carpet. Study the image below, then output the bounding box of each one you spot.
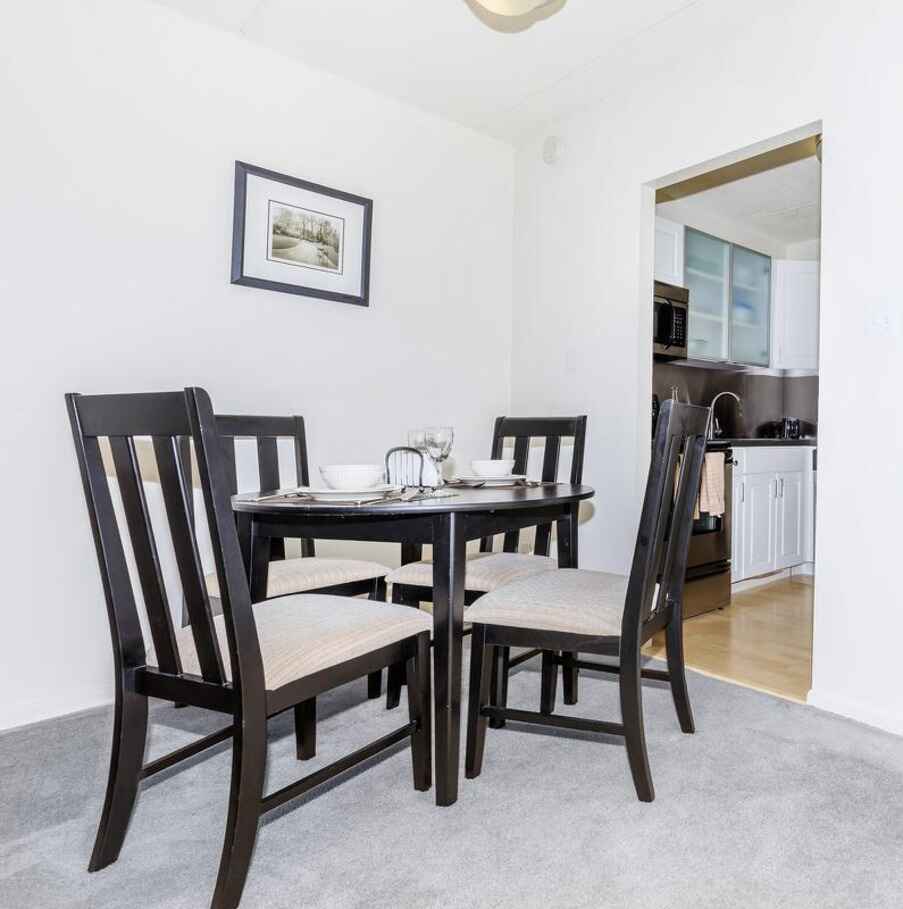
[2,657,902,909]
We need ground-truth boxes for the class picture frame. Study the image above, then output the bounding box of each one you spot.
[231,161,373,306]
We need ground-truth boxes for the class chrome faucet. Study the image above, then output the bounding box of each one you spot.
[708,391,743,440]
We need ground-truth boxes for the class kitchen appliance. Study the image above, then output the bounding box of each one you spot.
[782,417,801,439]
[759,417,804,439]
[683,440,734,617]
[653,281,689,360]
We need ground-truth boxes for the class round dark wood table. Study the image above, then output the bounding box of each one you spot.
[233,483,595,806]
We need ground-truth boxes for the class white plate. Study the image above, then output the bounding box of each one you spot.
[453,475,526,487]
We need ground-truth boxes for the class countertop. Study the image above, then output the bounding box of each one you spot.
[707,437,817,448]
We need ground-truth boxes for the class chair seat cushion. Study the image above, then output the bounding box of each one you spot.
[465,569,629,637]
[386,552,557,593]
[158,594,432,691]
[205,557,389,599]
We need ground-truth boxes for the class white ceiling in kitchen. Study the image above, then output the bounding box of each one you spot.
[660,156,822,246]
[151,0,699,142]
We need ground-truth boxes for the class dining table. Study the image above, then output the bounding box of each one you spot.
[232,482,595,806]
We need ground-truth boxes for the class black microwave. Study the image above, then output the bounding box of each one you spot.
[653,280,689,360]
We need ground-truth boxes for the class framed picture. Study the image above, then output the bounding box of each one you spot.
[231,161,373,306]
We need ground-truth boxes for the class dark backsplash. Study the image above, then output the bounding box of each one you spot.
[653,362,818,438]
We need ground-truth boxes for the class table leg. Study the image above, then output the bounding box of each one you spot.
[431,512,466,806]
[248,520,271,604]
[557,504,580,704]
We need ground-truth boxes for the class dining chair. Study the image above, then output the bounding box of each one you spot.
[384,415,587,709]
[67,388,432,909]
[464,400,708,802]
[213,413,392,702]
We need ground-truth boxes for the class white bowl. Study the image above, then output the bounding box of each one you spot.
[319,464,385,490]
[471,459,515,479]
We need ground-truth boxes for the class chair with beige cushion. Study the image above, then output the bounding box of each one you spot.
[465,400,708,803]
[384,415,587,708]
[213,413,391,702]
[67,388,432,909]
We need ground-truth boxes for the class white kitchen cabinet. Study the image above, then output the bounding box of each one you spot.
[731,446,815,582]
[775,470,804,568]
[731,471,744,579]
[654,217,685,287]
[742,473,777,578]
[772,260,819,371]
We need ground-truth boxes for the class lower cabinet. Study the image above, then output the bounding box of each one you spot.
[775,470,805,568]
[742,473,777,578]
[731,447,815,582]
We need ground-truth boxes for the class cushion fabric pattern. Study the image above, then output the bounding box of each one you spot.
[156,594,431,691]
[205,556,389,599]
[386,552,557,593]
[465,569,629,637]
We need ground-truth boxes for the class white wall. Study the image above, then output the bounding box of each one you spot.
[785,238,822,261]
[511,0,903,734]
[0,0,514,730]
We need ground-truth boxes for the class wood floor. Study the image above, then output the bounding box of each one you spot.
[645,575,814,702]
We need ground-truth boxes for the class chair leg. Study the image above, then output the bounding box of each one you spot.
[619,649,655,803]
[540,650,558,715]
[88,685,148,871]
[665,611,695,734]
[406,631,432,791]
[294,698,316,761]
[562,651,579,704]
[366,578,387,699]
[488,645,510,729]
[386,584,417,710]
[211,709,267,909]
[465,625,493,779]
[386,663,405,710]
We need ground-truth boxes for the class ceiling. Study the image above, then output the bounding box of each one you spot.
[659,156,822,247]
[152,0,699,142]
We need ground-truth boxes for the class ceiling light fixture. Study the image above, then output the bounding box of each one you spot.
[464,0,567,33]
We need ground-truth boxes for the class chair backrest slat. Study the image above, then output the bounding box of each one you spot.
[215,414,313,560]
[532,435,563,556]
[153,434,226,683]
[622,400,709,633]
[256,436,280,491]
[108,436,181,674]
[480,415,588,555]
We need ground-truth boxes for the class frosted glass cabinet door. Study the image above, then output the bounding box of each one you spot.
[730,246,771,366]
[684,229,729,360]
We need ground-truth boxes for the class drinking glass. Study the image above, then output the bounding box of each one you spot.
[423,426,454,487]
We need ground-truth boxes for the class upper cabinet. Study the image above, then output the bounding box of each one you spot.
[730,246,771,366]
[654,219,818,371]
[653,217,684,287]
[683,227,771,366]
[684,229,730,361]
[772,260,819,371]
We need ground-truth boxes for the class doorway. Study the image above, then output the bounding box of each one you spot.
[646,128,821,702]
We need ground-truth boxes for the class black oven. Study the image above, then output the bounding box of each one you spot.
[653,280,688,360]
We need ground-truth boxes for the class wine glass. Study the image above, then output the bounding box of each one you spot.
[423,426,454,487]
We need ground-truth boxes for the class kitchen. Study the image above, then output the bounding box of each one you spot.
[647,136,820,702]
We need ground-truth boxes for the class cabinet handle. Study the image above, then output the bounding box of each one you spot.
[780,477,784,498]
[741,482,745,503]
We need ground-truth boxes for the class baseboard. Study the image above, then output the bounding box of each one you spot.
[0,693,113,736]
[807,688,903,737]
[731,569,790,592]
